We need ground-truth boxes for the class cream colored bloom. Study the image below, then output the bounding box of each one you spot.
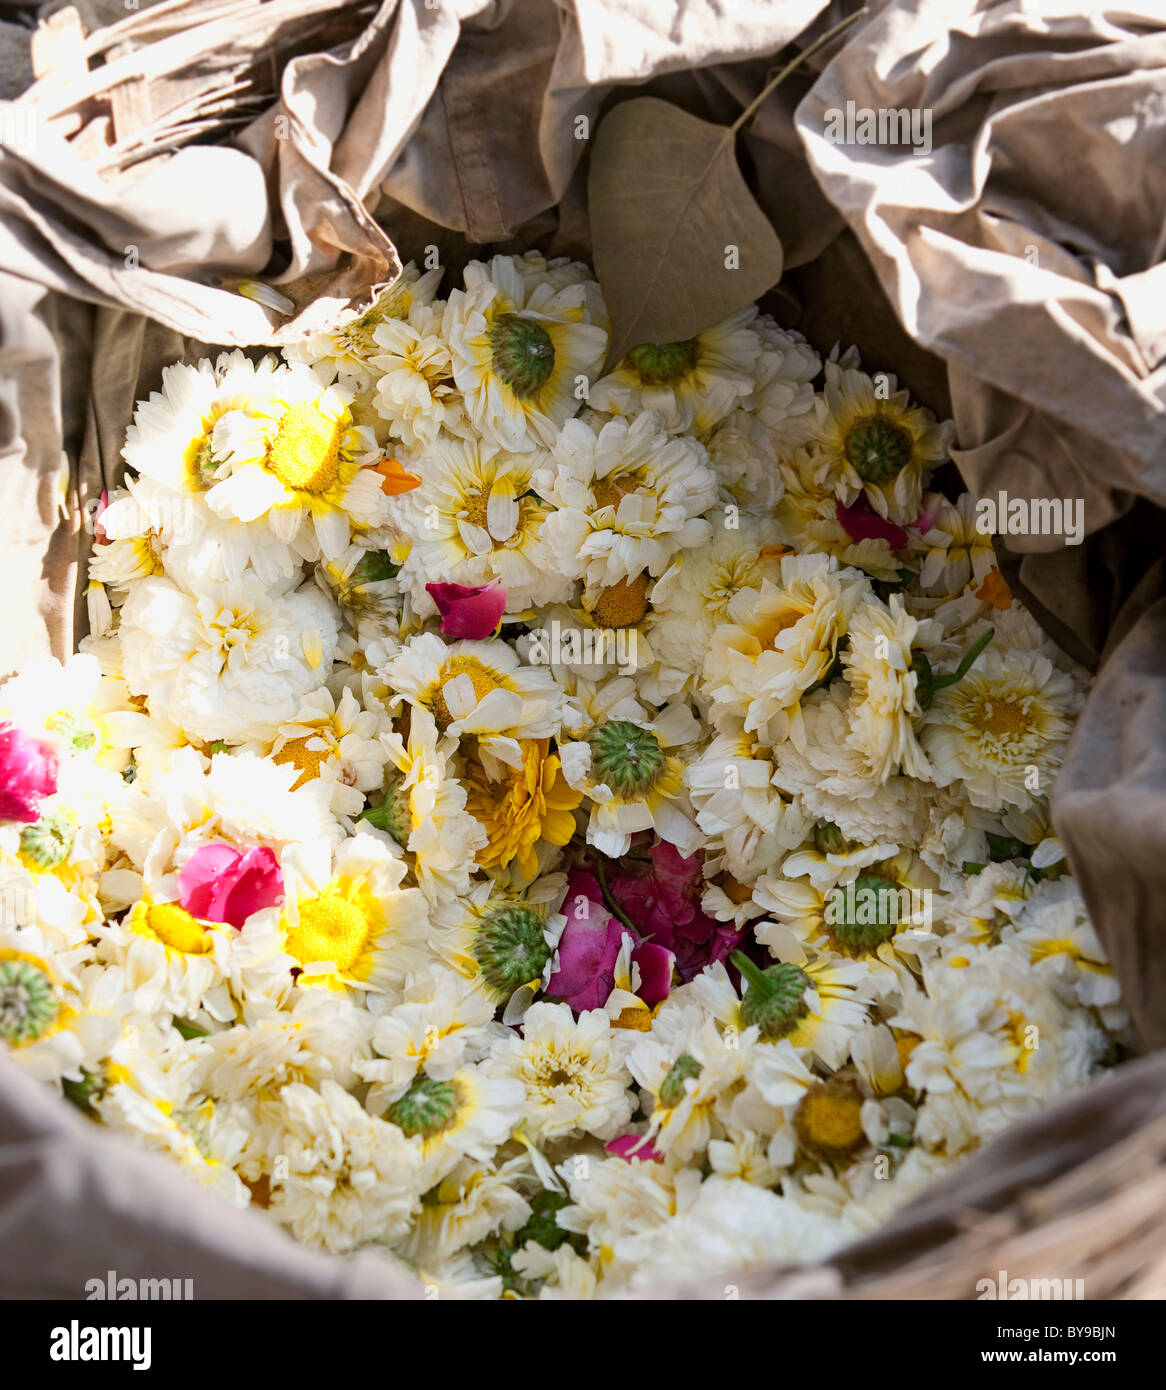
[446,253,607,450]
[395,435,567,614]
[118,573,340,744]
[486,1002,634,1144]
[534,412,716,591]
[589,308,761,434]
[922,650,1081,813]
[703,553,870,748]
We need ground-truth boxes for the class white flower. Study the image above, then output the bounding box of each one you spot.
[118,574,340,744]
[277,832,429,996]
[446,254,607,450]
[381,633,563,776]
[394,435,568,614]
[372,706,486,906]
[534,413,716,592]
[703,552,871,748]
[486,1003,634,1144]
[559,697,702,858]
[283,261,444,386]
[842,594,939,783]
[589,308,761,434]
[612,1176,843,1288]
[370,299,466,448]
[358,964,498,1113]
[770,684,932,846]
[250,1080,424,1251]
[262,686,390,820]
[922,649,1082,813]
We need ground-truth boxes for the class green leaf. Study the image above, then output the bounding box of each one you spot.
[173,1019,208,1040]
[588,97,784,368]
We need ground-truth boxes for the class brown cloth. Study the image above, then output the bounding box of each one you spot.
[2,0,1166,1298]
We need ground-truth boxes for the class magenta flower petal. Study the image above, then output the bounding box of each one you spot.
[546,869,624,1012]
[221,846,284,928]
[605,1134,663,1162]
[425,581,507,639]
[0,722,59,823]
[631,941,674,1006]
[835,498,909,550]
[179,842,283,929]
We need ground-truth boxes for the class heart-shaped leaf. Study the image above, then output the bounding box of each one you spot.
[588,96,784,367]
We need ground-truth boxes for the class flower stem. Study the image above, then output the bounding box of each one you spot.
[730,948,768,994]
[593,854,638,936]
[730,10,866,135]
[931,627,995,691]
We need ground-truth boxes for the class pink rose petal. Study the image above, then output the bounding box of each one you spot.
[425,581,507,639]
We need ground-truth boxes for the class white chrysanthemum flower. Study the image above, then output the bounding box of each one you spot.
[431,875,567,1013]
[357,964,498,1113]
[402,1154,533,1264]
[753,854,938,1002]
[911,492,998,596]
[276,832,428,996]
[703,319,820,508]
[118,573,340,744]
[534,413,716,591]
[807,361,954,525]
[370,299,468,448]
[111,747,339,862]
[381,633,563,776]
[612,1176,843,1288]
[773,447,905,581]
[921,649,1082,813]
[208,363,389,561]
[1003,880,1121,1013]
[383,1062,525,1186]
[486,1003,634,1144]
[314,541,403,623]
[283,262,444,386]
[0,928,121,1082]
[260,685,390,820]
[842,594,940,783]
[394,436,567,614]
[589,308,761,434]
[192,991,373,1101]
[370,706,486,906]
[693,955,873,1072]
[892,947,1108,1155]
[685,728,810,884]
[647,517,789,680]
[703,553,871,748]
[95,896,236,1021]
[627,1015,752,1163]
[770,684,932,846]
[446,253,607,450]
[556,1153,679,1253]
[121,351,314,584]
[97,1037,251,1206]
[249,1080,424,1251]
[559,698,702,858]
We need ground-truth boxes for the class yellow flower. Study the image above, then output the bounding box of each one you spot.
[464,740,582,879]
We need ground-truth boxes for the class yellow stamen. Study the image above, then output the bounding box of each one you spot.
[286,892,369,971]
[145,903,213,955]
[265,403,344,493]
[591,573,650,629]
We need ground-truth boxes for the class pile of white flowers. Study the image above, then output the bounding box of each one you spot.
[0,252,1128,1298]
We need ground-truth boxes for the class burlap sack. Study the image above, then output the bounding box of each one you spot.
[2,0,1164,1298]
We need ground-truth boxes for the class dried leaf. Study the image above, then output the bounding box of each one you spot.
[588,97,784,367]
